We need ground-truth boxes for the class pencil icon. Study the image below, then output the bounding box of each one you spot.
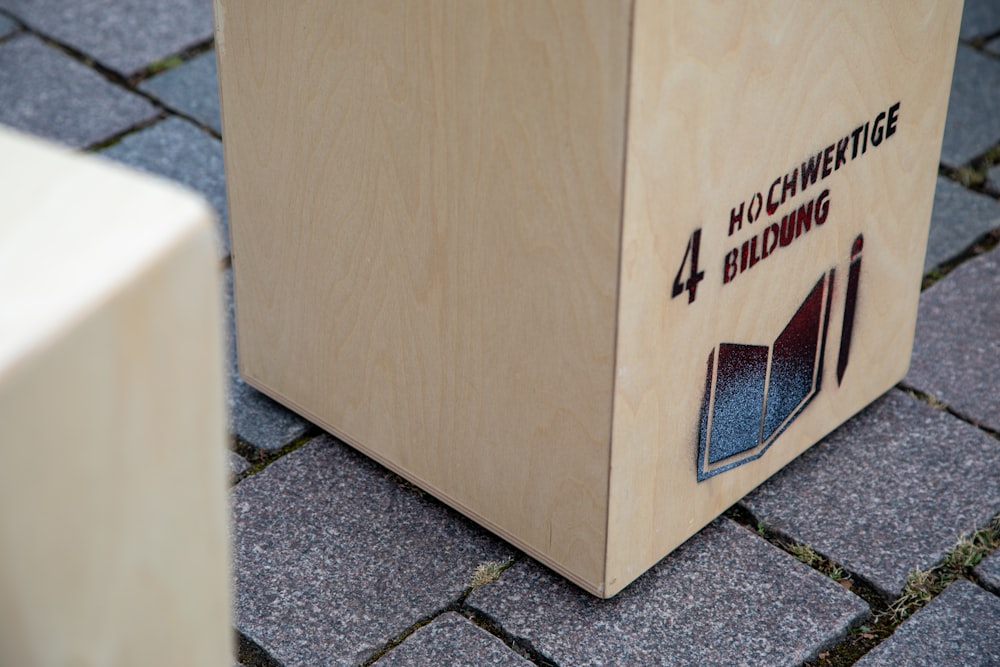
[837,234,863,386]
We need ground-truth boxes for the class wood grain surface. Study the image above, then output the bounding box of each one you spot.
[0,128,231,663]
[607,0,963,593]
[217,0,962,596]
[219,0,631,592]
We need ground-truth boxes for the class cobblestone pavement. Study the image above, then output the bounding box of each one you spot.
[3,2,999,665]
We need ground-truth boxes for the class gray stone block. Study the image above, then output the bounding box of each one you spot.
[228,451,250,477]
[373,613,532,667]
[987,38,1000,57]
[907,246,1000,431]
[940,45,1000,168]
[855,579,1000,667]
[467,519,867,667]
[222,269,311,450]
[743,390,1000,600]
[974,550,1000,595]
[0,0,214,77]
[924,176,1000,271]
[960,0,1000,40]
[986,162,1000,193]
[231,437,514,667]
[0,13,17,38]
[229,381,312,452]
[99,116,230,258]
[0,34,156,148]
[140,51,221,134]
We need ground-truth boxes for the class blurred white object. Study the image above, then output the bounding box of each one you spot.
[0,126,231,666]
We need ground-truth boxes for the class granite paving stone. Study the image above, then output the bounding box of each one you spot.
[99,116,230,258]
[373,612,532,667]
[907,246,1000,431]
[223,269,311,450]
[229,380,312,452]
[743,390,1000,600]
[0,34,157,148]
[139,51,221,134]
[940,45,1000,168]
[924,176,1000,270]
[960,0,1000,41]
[974,550,1000,596]
[0,13,17,38]
[468,519,867,667]
[855,579,1000,667]
[231,436,514,667]
[986,162,1000,193]
[228,451,250,477]
[0,0,215,77]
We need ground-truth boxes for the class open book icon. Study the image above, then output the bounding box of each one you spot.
[696,235,862,481]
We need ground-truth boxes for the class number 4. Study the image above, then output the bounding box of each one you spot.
[672,228,705,304]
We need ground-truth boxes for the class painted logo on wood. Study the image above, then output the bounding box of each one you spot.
[668,101,899,482]
[695,235,863,481]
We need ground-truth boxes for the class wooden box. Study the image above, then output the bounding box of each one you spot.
[0,127,231,664]
[215,1,962,597]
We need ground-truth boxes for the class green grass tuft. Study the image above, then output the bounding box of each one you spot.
[468,559,514,589]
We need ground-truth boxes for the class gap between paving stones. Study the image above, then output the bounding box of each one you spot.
[356,556,561,667]
[13,13,213,89]
[967,28,1000,49]
[920,226,1000,289]
[132,39,216,83]
[230,429,324,485]
[886,512,1000,616]
[126,41,222,138]
[971,550,1000,595]
[86,96,221,153]
[0,12,19,44]
[726,504,887,611]
[237,628,284,667]
[243,548,567,667]
[10,19,222,148]
[897,383,1000,441]
[84,88,222,151]
[237,551,557,667]
[940,142,1000,193]
[135,94,222,142]
[938,36,1000,192]
[454,607,557,667]
[84,112,169,152]
[237,433,437,496]
[232,420,998,667]
[733,501,1000,666]
[360,603,483,666]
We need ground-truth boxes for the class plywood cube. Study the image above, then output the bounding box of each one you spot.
[0,127,231,664]
[215,1,963,597]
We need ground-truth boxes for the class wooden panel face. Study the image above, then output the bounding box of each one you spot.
[217,0,631,589]
[0,129,230,665]
[607,1,962,595]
